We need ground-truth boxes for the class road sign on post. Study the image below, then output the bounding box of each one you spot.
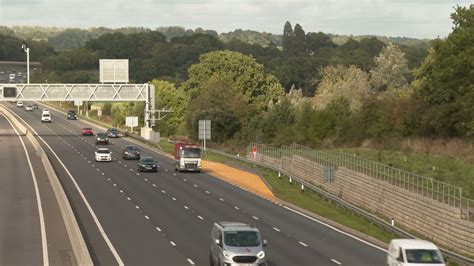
[126,116,139,133]
[198,120,211,151]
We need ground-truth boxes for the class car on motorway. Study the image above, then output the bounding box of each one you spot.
[137,157,158,172]
[96,133,109,145]
[106,127,121,138]
[67,110,77,120]
[16,101,23,108]
[210,222,267,266]
[42,109,50,115]
[387,239,445,266]
[41,113,51,123]
[32,103,38,109]
[81,127,94,136]
[95,148,112,162]
[122,145,140,160]
[25,105,33,111]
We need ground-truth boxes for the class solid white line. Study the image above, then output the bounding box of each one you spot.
[299,241,308,247]
[3,114,49,266]
[273,227,280,232]
[5,108,125,265]
[170,241,176,246]
[331,259,342,265]
[282,206,386,252]
[187,258,195,265]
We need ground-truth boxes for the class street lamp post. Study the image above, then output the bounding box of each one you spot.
[21,44,30,84]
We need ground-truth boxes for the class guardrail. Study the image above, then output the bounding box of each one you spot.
[206,147,474,266]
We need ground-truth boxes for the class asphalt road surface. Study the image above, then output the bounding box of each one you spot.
[0,113,43,264]
[7,102,387,265]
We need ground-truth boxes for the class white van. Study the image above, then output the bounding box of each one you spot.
[387,239,445,266]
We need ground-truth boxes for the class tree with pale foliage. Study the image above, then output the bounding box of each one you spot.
[313,65,371,111]
[370,43,410,95]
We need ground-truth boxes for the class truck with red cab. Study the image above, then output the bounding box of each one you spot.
[174,142,202,172]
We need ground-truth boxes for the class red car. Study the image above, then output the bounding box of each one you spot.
[81,127,94,136]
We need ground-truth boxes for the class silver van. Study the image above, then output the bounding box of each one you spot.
[210,222,267,266]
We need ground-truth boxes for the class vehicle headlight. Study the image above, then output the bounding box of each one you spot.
[223,250,232,258]
[257,250,265,259]
[125,151,129,155]
[152,165,156,167]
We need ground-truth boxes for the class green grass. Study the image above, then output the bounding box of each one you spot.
[325,148,474,199]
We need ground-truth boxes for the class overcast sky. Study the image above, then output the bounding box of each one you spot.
[0,0,471,38]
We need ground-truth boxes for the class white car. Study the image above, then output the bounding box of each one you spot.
[387,239,445,266]
[41,113,51,123]
[16,101,23,108]
[25,105,33,111]
[95,148,112,162]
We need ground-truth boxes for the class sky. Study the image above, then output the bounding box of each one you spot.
[0,0,471,38]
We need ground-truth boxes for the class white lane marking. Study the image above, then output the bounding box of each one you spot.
[183,179,187,182]
[3,114,49,266]
[127,197,131,201]
[155,227,162,232]
[118,161,122,164]
[331,259,342,265]
[97,168,100,171]
[129,169,133,172]
[144,215,150,220]
[124,164,127,167]
[161,190,166,194]
[135,205,140,209]
[172,197,176,201]
[144,178,148,182]
[219,198,224,202]
[299,241,308,247]
[152,184,156,187]
[273,227,280,232]
[170,241,176,246]
[119,190,123,193]
[234,206,239,210]
[205,190,210,194]
[113,184,117,187]
[184,206,189,209]
[172,173,176,176]
[164,169,168,172]
[282,206,386,252]
[252,216,259,220]
[136,173,139,176]
[193,184,198,188]
[187,258,195,265]
[197,216,204,220]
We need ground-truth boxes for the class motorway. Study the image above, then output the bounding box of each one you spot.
[6,102,387,265]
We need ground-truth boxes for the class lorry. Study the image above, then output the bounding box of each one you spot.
[174,142,202,172]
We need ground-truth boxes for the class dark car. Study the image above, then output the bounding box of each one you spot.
[95,133,109,145]
[67,110,77,120]
[81,127,94,136]
[137,157,157,172]
[107,128,120,138]
[122,145,140,160]
[32,103,38,109]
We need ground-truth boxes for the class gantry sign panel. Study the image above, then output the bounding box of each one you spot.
[0,84,149,101]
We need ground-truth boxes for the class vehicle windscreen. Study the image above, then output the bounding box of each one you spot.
[97,150,110,154]
[142,158,154,163]
[98,133,107,137]
[83,128,92,131]
[182,148,201,158]
[108,128,118,132]
[42,114,50,117]
[224,231,260,247]
[127,146,139,151]
[405,249,444,264]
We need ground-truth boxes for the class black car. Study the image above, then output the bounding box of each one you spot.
[107,128,120,138]
[67,110,77,120]
[32,103,38,109]
[95,133,109,145]
[137,157,157,172]
[122,145,140,160]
